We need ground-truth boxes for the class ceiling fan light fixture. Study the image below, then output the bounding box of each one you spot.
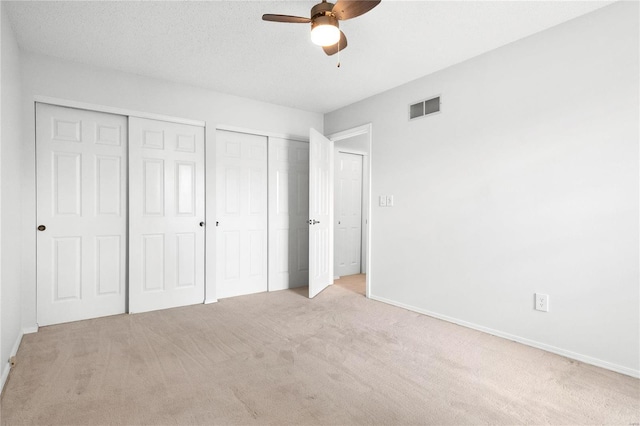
[310,15,340,46]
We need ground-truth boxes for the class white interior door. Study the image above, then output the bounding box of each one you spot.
[268,137,310,291]
[128,117,205,313]
[36,103,127,326]
[334,152,363,277]
[216,130,268,299]
[308,128,333,298]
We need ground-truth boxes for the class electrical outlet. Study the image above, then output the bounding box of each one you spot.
[535,293,549,312]
[379,195,387,207]
[386,195,394,207]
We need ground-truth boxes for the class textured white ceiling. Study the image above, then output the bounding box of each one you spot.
[5,1,613,113]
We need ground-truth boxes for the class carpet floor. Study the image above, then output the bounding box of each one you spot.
[1,274,638,425]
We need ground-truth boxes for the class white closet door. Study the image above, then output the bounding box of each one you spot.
[216,130,268,299]
[335,152,363,277]
[268,137,310,291]
[308,128,333,298]
[128,117,205,313]
[36,103,127,326]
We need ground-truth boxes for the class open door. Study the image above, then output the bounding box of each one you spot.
[308,128,333,298]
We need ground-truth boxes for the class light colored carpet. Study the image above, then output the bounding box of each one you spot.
[1,274,638,425]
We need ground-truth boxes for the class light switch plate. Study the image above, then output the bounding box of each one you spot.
[379,196,387,207]
[386,195,394,206]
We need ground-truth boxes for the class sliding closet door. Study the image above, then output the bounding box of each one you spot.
[128,117,205,313]
[216,130,268,299]
[268,137,310,291]
[36,103,127,326]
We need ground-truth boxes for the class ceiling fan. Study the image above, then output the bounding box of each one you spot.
[262,0,381,55]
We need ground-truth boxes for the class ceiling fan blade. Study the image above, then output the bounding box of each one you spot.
[262,14,311,24]
[332,0,381,20]
[323,31,348,56]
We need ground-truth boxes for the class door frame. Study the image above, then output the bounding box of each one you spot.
[327,123,372,298]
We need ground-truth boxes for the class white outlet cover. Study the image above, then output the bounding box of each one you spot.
[535,293,549,312]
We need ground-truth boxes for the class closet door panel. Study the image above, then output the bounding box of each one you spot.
[36,103,127,326]
[129,117,205,313]
[216,130,268,299]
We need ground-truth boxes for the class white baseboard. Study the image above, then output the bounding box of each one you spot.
[204,298,218,304]
[369,294,640,379]
[1,329,25,393]
[0,362,10,394]
[23,326,38,334]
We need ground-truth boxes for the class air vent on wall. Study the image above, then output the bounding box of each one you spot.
[409,96,441,120]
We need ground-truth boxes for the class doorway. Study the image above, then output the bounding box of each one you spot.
[328,124,372,297]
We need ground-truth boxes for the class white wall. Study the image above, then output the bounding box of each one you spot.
[325,2,639,377]
[19,52,323,330]
[1,3,24,389]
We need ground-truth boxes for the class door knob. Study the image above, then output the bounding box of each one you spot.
[199,221,205,227]
[37,225,46,231]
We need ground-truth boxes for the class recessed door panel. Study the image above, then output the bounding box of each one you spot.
[277,229,289,273]
[52,118,81,142]
[96,155,121,215]
[96,235,121,295]
[53,237,82,301]
[143,130,164,149]
[176,161,195,215]
[224,166,241,215]
[223,231,241,280]
[96,125,122,146]
[249,230,264,277]
[142,234,165,292]
[216,130,268,299]
[143,159,165,216]
[53,152,82,216]
[276,170,289,214]
[176,233,196,288]
[129,117,205,313]
[249,168,266,215]
[298,228,309,272]
[37,103,127,326]
[176,134,195,152]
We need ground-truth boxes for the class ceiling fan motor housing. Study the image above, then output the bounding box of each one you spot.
[311,1,336,20]
[311,1,338,37]
[312,14,339,32]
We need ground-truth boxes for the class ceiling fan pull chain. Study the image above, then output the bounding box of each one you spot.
[337,39,341,68]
